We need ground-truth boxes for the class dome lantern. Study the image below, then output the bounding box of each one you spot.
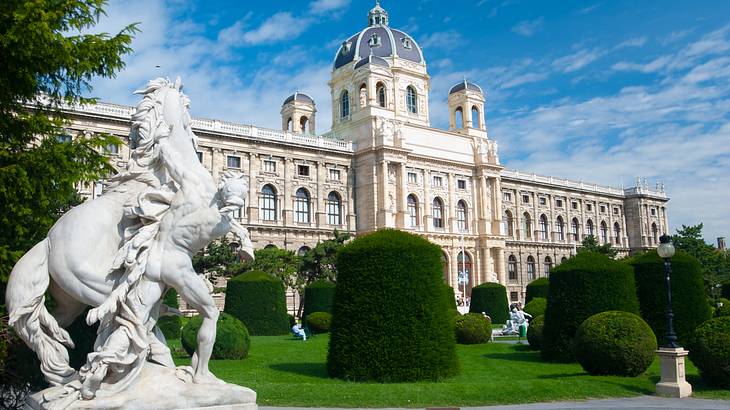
[368,1,389,26]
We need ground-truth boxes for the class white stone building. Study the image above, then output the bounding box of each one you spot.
[61,2,668,305]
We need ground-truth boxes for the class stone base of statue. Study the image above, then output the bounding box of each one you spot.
[655,347,692,398]
[26,362,257,410]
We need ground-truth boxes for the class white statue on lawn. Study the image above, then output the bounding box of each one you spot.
[502,303,532,335]
[6,77,256,409]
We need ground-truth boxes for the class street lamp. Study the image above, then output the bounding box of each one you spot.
[657,234,677,348]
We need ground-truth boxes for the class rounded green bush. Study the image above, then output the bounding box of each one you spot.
[574,311,657,376]
[454,313,491,344]
[632,251,712,345]
[224,270,290,335]
[526,277,549,303]
[302,280,336,321]
[469,282,509,324]
[542,252,640,362]
[524,297,547,319]
[181,312,250,360]
[306,311,332,333]
[327,229,460,382]
[158,288,182,340]
[687,316,730,388]
[715,298,730,317]
[527,314,545,350]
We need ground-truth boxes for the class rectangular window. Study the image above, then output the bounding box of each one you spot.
[227,155,241,169]
[457,179,466,190]
[503,192,512,202]
[587,203,593,211]
[556,199,563,208]
[613,207,619,215]
[651,208,656,216]
[508,262,517,280]
[539,197,547,205]
[432,176,443,187]
[522,194,530,204]
[298,165,310,177]
[572,201,579,210]
[600,205,606,213]
[56,134,72,143]
[510,292,519,302]
[408,172,418,184]
[263,160,276,173]
[329,169,341,181]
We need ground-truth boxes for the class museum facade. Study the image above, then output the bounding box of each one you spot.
[61,3,668,304]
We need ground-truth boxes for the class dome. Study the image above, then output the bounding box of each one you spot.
[283,92,315,105]
[354,55,390,69]
[333,3,423,70]
[449,80,483,95]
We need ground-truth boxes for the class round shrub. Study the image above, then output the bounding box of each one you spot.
[542,252,640,362]
[181,312,250,360]
[224,270,289,335]
[469,282,509,324]
[524,297,547,319]
[574,311,657,376]
[526,277,549,303]
[687,316,730,387]
[306,312,332,333]
[158,288,182,340]
[455,313,491,344]
[327,229,459,382]
[715,298,730,317]
[527,315,545,350]
[632,250,712,345]
[302,280,336,321]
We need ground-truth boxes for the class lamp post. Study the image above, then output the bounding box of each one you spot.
[657,234,678,348]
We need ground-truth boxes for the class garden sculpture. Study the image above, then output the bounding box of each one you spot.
[502,304,532,335]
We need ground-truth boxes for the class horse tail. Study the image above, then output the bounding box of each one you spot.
[6,238,77,386]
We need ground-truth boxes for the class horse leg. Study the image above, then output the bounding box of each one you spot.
[49,280,87,328]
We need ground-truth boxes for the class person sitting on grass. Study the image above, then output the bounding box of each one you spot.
[292,321,307,341]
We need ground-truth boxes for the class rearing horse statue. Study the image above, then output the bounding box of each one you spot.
[6,77,253,405]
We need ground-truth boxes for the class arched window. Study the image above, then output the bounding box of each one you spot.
[376,82,386,107]
[260,184,277,221]
[286,117,293,132]
[297,246,311,256]
[407,194,419,228]
[561,256,568,263]
[294,188,310,223]
[264,244,277,249]
[340,90,350,118]
[539,214,549,240]
[544,256,552,277]
[503,210,513,237]
[326,191,341,225]
[406,86,417,114]
[441,252,449,283]
[651,223,658,245]
[432,197,444,228]
[522,212,532,239]
[527,256,536,281]
[556,216,565,241]
[455,107,463,128]
[600,221,608,243]
[614,222,621,245]
[457,200,468,231]
[300,116,308,133]
[586,219,595,237]
[571,218,580,241]
[457,252,472,285]
[471,106,480,128]
[508,255,517,280]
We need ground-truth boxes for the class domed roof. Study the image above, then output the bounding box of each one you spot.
[449,80,483,95]
[283,92,315,105]
[333,3,424,70]
[354,55,390,69]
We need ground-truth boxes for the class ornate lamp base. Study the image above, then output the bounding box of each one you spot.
[656,347,692,398]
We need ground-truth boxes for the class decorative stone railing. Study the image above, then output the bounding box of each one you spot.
[501,169,667,198]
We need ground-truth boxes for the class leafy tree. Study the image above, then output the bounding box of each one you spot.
[672,224,730,303]
[239,247,301,293]
[192,237,242,280]
[0,0,136,304]
[578,235,618,258]
[299,230,351,285]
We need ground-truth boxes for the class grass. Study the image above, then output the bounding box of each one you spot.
[169,335,730,408]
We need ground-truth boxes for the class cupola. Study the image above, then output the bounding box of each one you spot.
[281,92,316,135]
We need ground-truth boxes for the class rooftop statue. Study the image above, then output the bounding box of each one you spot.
[6,78,257,409]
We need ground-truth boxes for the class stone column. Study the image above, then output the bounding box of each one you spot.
[423,169,431,230]
[377,160,389,228]
[283,158,293,224]
[494,248,505,284]
[316,161,326,227]
[479,176,489,235]
[247,153,258,224]
[397,162,407,228]
[491,176,502,236]
[448,173,456,233]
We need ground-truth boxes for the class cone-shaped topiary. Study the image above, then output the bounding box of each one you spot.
[224,270,290,335]
[306,311,332,333]
[574,311,657,376]
[158,287,182,340]
[455,313,491,344]
[302,280,336,322]
[181,312,250,360]
[687,316,730,388]
[526,277,549,303]
[469,282,509,324]
[632,250,712,346]
[527,314,545,350]
[541,252,640,362]
[327,229,460,382]
[524,297,547,319]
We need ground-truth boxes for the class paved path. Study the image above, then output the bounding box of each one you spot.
[261,396,730,410]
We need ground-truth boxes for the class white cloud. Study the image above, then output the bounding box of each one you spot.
[611,55,671,73]
[309,0,350,15]
[419,31,463,50]
[237,12,311,46]
[552,48,604,73]
[615,36,647,49]
[511,17,544,37]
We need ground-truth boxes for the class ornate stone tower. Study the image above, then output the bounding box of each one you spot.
[448,80,486,136]
[281,92,316,135]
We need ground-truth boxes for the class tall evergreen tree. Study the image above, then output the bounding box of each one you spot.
[672,224,730,302]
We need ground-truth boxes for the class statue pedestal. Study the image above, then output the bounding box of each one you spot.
[27,363,257,410]
[655,347,692,398]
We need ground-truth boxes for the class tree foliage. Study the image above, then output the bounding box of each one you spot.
[672,224,730,303]
[299,230,350,285]
[578,235,618,258]
[240,247,301,293]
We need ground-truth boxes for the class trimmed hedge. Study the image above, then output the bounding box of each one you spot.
[469,282,509,324]
[526,277,549,303]
[574,311,657,376]
[181,312,250,360]
[302,280,336,322]
[327,229,460,382]
[158,288,182,340]
[541,252,640,362]
[722,282,730,300]
[687,316,730,388]
[306,312,332,333]
[224,270,290,335]
[632,250,712,345]
[454,313,491,344]
[524,297,547,319]
[527,314,545,350]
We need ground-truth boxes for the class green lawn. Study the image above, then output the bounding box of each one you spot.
[169,336,730,408]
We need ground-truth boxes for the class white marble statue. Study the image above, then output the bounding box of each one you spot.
[502,303,532,335]
[6,78,256,409]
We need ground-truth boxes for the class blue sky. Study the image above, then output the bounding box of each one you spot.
[90,0,730,243]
